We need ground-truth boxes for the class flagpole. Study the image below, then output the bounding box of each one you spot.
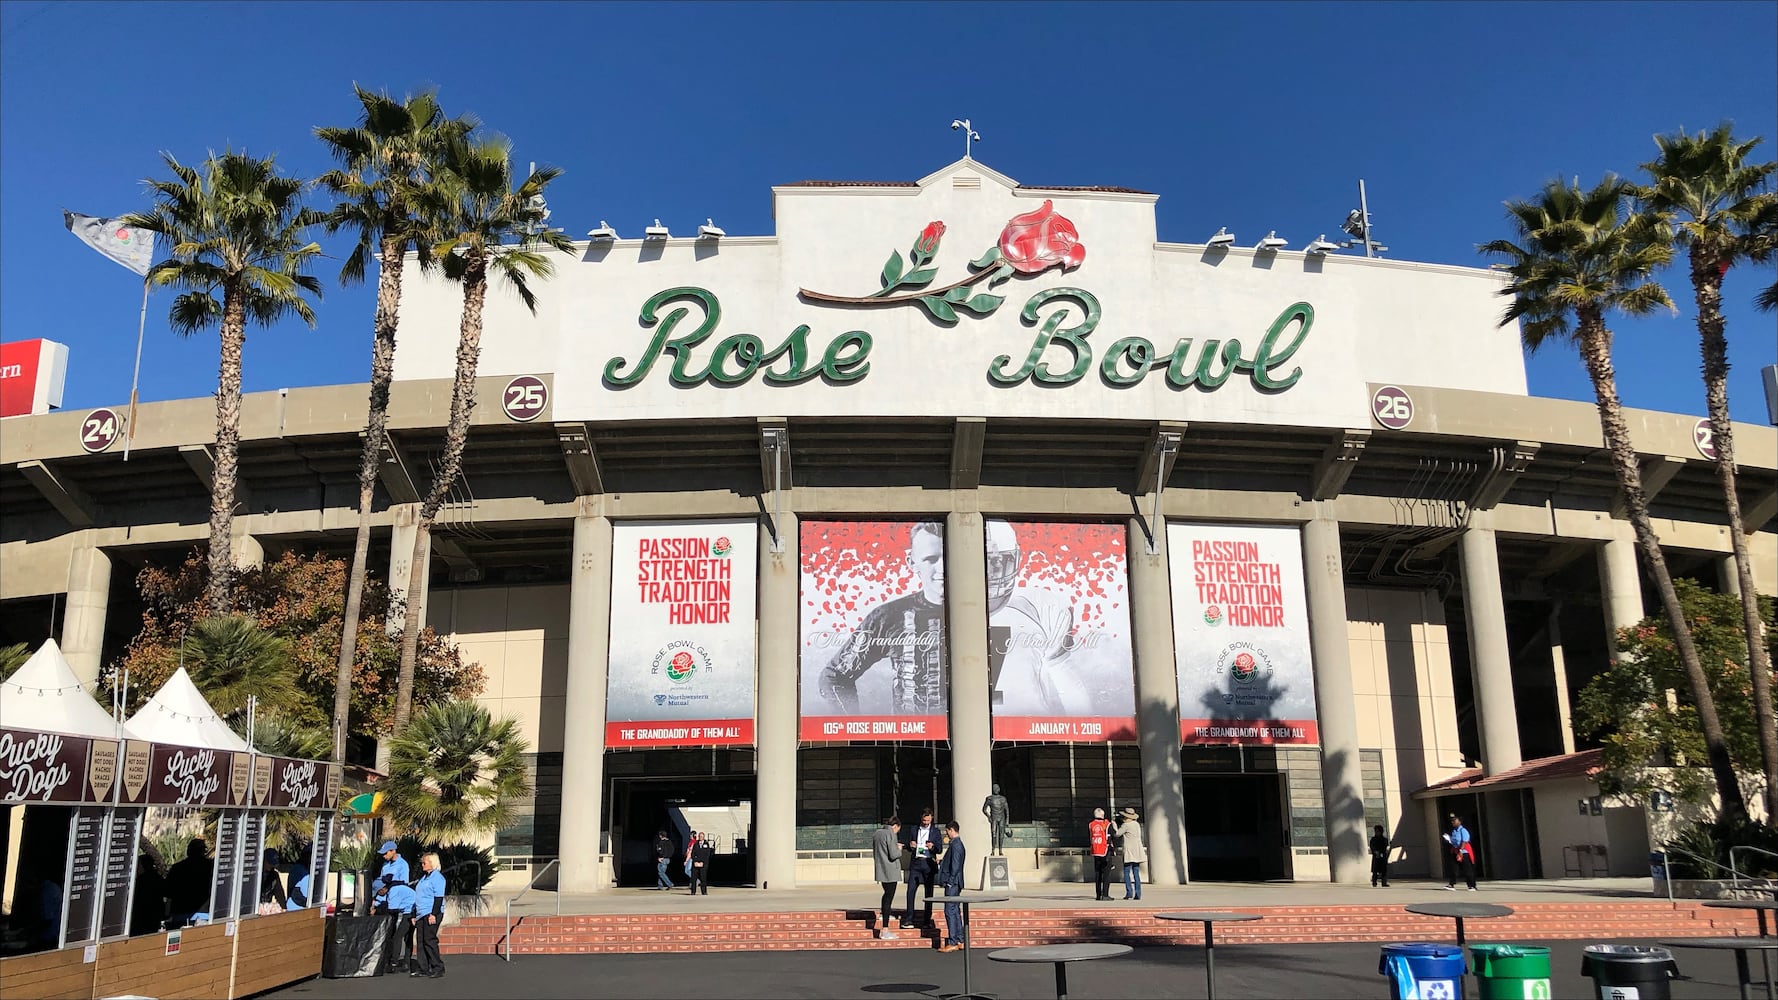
[123,279,148,462]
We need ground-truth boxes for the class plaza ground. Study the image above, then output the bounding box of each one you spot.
[265,939,1760,999]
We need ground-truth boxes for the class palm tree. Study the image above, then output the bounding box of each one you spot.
[126,153,323,613]
[182,613,307,723]
[389,136,573,735]
[1480,174,1748,820]
[382,700,531,842]
[1639,124,1778,818]
[0,643,29,678]
[315,88,477,763]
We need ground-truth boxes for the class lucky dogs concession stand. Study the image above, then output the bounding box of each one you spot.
[0,643,342,999]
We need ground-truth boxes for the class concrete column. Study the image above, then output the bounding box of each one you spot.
[1301,517,1368,884]
[1598,526,1644,649]
[233,532,265,571]
[1548,608,1576,755]
[1125,519,1187,885]
[1717,555,1742,597]
[386,504,431,637]
[945,510,993,887]
[755,514,799,890]
[60,542,111,687]
[1461,524,1523,774]
[558,509,613,893]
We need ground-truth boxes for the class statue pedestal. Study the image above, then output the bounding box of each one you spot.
[984,855,1014,890]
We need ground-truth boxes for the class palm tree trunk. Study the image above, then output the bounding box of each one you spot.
[392,518,431,735]
[332,234,407,761]
[1578,309,1748,820]
[206,283,247,613]
[1691,245,1778,818]
[392,256,489,735]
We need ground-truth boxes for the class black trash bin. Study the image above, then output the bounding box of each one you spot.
[1580,944,1679,1000]
[322,913,390,978]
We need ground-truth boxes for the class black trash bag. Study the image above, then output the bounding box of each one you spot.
[322,914,390,978]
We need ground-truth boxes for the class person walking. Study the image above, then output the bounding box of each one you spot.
[164,838,212,928]
[872,815,903,939]
[1442,814,1478,890]
[903,807,940,930]
[936,822,967,953]
[1370,824,1392,888]
[372,840,409,913]
[1088,807,1114,901]
[654,829,675,890]
[1115,806,1146,900]
[689,834,715,895]
[411,852,447,978]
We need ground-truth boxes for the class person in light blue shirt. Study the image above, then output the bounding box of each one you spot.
[372,840,409,912]
[385,880,418,973]
[1442,814,1477,890]
[410,853,447,978]
[285,851,314,911]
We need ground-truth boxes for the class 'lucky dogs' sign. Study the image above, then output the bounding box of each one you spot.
[0,728,86,803]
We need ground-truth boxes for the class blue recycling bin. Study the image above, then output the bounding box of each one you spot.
[1380,942,1468,1000]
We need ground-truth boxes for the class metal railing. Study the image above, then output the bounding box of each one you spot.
[502,859,560,962]
[1651,844,1730,903]
[1730,845,1778,887]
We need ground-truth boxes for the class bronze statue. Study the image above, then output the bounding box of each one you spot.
[982,783,1011,854]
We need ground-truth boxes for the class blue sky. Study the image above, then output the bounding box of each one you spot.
[3,1,1775,424]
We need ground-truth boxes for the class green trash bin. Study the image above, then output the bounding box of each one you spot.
[1470,944,1552,1000]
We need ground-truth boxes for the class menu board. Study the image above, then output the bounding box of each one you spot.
[98,810,141,938]
[209,813,240,918]
[237,812,264,918]
[59,806,106,946]
[308,814,335,909]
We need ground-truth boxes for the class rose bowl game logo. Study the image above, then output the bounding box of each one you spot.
[652,640,712,685]
[712,536,732,557]
[1215,642,1274,685]
[666,650,697,683]
[1203,605,1224,627]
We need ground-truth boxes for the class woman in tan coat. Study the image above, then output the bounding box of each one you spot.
[1115,806,1146,900]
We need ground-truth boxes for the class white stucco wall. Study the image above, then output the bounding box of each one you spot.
[1346,586,1470,876]
[425,583,571,755]
[390,159,1526,429]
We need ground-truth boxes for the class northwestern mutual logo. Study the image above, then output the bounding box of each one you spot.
[602,202,1313,392]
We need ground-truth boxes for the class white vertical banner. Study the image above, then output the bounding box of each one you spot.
[607,519,758,747]
[1167,522,1319,745]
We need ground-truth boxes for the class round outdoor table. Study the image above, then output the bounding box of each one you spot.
[1703,902,1778,1000]
[1154,911,1264,1000]
[1660,938,1778,1000]
[1404,901,1514,946]
[940,893,1010,1000]
[988,943,1133,1000]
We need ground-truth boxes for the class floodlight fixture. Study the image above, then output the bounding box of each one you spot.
[698,218,726,240]
[1207,227,1236,248]
[1306,235,1342,255]
[644,219,670,240]
[1256,231,1288,252]
[587,220,617,241]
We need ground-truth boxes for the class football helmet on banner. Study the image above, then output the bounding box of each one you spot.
[985,520,1022,609]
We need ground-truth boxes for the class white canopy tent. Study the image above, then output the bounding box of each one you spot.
[0,638,132,739]
[123,666,250,752]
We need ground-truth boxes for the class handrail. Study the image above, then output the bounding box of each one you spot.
[1651,843,1731,903]
[1729,845,1778,886]
[503,859,560,962]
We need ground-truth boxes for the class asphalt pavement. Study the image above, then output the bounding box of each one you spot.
[263,938,1766,999]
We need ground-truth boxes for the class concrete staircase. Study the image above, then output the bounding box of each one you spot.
[440,901,1762,956]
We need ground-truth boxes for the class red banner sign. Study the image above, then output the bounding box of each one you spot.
[605,719,755,748]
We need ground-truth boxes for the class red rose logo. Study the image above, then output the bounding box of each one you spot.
[667,651,697,683]
[713,536,732,557]
[914,221,945,258]
[1204,606,1224,627]
[1231,652,1257,682]
[998,200,1085,274]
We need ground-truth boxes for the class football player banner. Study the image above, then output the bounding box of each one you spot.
[1168,522,1320,745]
[607,519,758,748]
[800,520,949,741]
[986,520,1137,742]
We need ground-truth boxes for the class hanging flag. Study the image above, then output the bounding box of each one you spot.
[63,210,153,277]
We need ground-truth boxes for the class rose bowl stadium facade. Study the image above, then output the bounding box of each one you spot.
[3,157,1773,891]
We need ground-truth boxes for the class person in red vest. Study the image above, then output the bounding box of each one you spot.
[1088,808,1114,900]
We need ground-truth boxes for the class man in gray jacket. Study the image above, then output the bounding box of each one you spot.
[872,816,903,939]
